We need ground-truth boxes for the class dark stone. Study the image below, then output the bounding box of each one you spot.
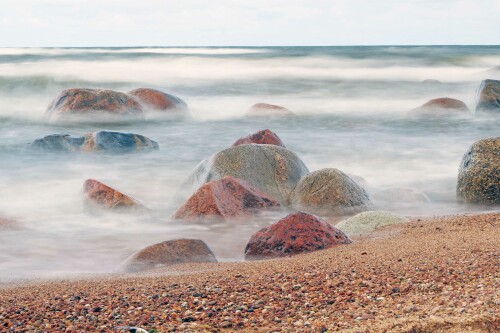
[475,79,500,112]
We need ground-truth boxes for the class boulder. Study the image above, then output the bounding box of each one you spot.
[335,211,408,237]
[187,144,309,205]
[422,79,441,84]
[232,129,285,147]
[46,88,144,119]
[457,137,500,204]
[121,239,217,272]
[475,79,500,112]
[128,88,189,113]
[83,179,144,210]
[244,212,351,260]
[246,103,294,117]
[173,176,279,220]
[372,188,430,203]
[29,131,159,153]
[288,168,371,215]
[412,98,469,114]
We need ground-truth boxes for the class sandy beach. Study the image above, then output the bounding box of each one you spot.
[1,212,498,332]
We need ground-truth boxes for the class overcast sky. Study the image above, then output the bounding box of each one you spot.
[1,0,499,47]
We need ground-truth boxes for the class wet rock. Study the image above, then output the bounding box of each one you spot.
[475,79,500,112]
[46,88,144,120]
[457,137,500,204]
[29,131,159,153]
[128,88,189,113]
[335,211,409,237]
[173,176,279,220]
[244,212,351,260]
[246,103,294,117]
[83,179,144,210]
[373,188,430,203]
[232,129,285,147]
[288,168,371,216]
[121,238,217,272]
[187,144,308,205]
[422,79,441,84]
[0,217,18,230]
[412,98,469,114]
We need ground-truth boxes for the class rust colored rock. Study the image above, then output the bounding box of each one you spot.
[246,103,294,117]
[173,176,279,220]
[128,88,189,113]
[232,129,286,147]
[0,217,17,229]
[46,88,144,119]
[83,179,143,210]
[121,238,217,272]
[245,211,351,260]
[412,98,469,114]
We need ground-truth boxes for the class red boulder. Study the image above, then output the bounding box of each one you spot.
[128,88,188,112]
[83,179,143,210]
[245,212,351,260]
[412,97,469,114]
[246,103,294,117]
[232,129,286,147]
[173,176,279,220]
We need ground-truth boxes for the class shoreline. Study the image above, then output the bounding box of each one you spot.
[1,212,499,332]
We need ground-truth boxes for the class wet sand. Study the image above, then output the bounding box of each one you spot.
[1,212,498,332]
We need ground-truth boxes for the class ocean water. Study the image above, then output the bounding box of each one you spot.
[0,46,499,282]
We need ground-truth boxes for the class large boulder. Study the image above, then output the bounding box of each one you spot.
[475,79,500,112]
[335,211,408,237]
[128,88,189,113]
[412,98,469,114]
[121,239,217,272]
[173,176,279,220]
[29,131,159,153]
[232,129,285,147]
[246,103,294,117]
[187,144,309,204]
[288,168,371,216]
[457,137,500,204]
[84,179,144,210]
[46,88,144,120]
[244,212,351,260]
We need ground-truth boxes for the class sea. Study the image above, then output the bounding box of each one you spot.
[0,46,498,282]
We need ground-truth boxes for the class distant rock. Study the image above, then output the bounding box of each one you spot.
[0,216,18,230]
[245,212,351,260]
[422,79,442,84]
[121,238,217,272]
[84,179,144,210]
[173,176,279,220]
[412,98,469,114]
[29,131,159,153]
[475,79,500,112]
[373,188,430,203]
[457,137,500,204]
[335,211,408,237]
[232,129,285,147]
[289,168,371,216]
[187,144,308,204]
[128,88,189,113]
[46,88,144,120]
[246,103,294,117]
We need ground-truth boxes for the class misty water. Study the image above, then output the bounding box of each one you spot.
[0,46,499,282]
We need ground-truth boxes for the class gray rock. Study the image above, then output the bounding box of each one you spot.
[336,211,408,236]
[289,168,371,216]
[187,144,309,204]
[475,79,500,112]
[457,137,500,204]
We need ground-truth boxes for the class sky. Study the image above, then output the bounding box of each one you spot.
[0,0,499,47]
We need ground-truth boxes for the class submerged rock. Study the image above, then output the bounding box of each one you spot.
[246,103,294,117]
[335,211,408,237]
[173,176,279,220]
[0,216,18,230]
[121,239,217,272]
[187,144,308,204]
[289,168,371,216]
[412,98,469,114]
[457,137,500,204]
[232,129,286,147]
[475,79,500,112]
[46,88,144,120]
[244,212,351,260]
[83,179,144,210]
[128,88,189,113]
[373,188,430,203]
[29,131,159,153]
[422,79,442,84]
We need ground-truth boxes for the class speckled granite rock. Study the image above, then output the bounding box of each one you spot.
[475,79,500,112]
[335,211,408,236]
